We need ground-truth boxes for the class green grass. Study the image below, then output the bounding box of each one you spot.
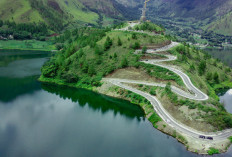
[0,40,55,51]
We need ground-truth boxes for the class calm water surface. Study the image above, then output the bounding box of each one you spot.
[0,50,232,157]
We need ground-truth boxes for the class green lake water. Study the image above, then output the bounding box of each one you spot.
[0,50,231,157]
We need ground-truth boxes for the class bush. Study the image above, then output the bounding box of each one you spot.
[150,88,156,96]
[133,42,140,49]
[148,113,161,126]
[142,46,147,54]
[207,148,219,155]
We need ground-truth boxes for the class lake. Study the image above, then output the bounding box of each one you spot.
[0,50,231,157]
[205,48,232,115]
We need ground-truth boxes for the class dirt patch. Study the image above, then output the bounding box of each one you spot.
[106,67,181,88]
[144,40,171,49]
[140,54,167,60]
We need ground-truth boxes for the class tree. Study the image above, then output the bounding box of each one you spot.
[0,20,3,27]
[132,33,137,39]
[82,62,89,73]
[213,72,219,83]
[142,46,147,54]
[88,64,96,76]
[117,37,122,46]
[104,36,112,51]
[95,45,102,55]
[206,72,212,81]
[121,57,128,68]
[133,42,140,49]
[189,64,195,72]
[198,61,206,76]
[114,53,117,58]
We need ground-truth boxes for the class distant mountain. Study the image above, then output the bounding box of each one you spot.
[1,0,232,35]
[115,0,232,36]
[0,0,125,30]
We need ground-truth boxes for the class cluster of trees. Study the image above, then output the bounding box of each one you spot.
[0,20,48,40]
[42,27,113,86]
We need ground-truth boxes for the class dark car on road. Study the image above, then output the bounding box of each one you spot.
[206,137,213,140]
[199,135,205,139]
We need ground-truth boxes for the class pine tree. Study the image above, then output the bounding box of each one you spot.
[118,37,122,46]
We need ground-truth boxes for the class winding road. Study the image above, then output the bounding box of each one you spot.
[104,23,232,141]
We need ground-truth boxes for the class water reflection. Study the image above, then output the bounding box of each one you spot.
[0,50,50,102]
[42,84,145,120]
[220,89,232,114]
[0,90,194,157]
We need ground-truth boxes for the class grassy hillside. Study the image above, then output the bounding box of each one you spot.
[0,0,44,23]
[0,0,124,31]
[39,22,232,131]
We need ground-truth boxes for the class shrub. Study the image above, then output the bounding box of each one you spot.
[142,46,147,54]
[150,88,156,96]
[133,42,140,49]
[148,113,161,126]
[207,148,219,155]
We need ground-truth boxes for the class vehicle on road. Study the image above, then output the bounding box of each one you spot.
[199,135,205,139]
[207,137,213,140]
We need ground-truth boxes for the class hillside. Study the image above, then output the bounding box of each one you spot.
[39,22,232,154]
[0,0,124,30]
[40,22,232,129]
[205,12,232,36]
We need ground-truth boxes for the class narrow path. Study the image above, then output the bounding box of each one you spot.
[104,24,232,141]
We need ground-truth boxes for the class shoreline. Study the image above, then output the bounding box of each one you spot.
[38,76,232,155]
